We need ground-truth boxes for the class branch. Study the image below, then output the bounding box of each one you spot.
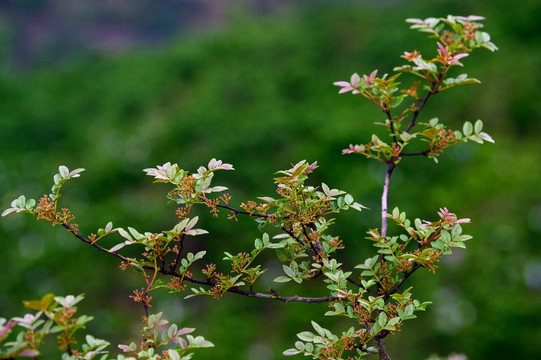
[401,149,430,157]
[163,270,336,303]
[373,334,391,360]
[170,233,186,272]
[216,203,272,218]
[61,223,130,263]
[404,66,448,133]
[346,276,377,296]
[385,262,423,299]
[380,161,397,239]
[61,223,336,304]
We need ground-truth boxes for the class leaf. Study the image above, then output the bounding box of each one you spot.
[185,228,208,236]
[258,196,276,204]
[117,228,133,241]
[273,276,291,283]
[59,165,69,178]
[297,331,315,342]
[210,186,228,193]
[174,217,191,234]
[254,238,263,249]
[378,312,388,327]
[1,208,18,216]
[193,251,206,260]
[128,227,146,241]
[321,183,331,196]
[463,121,473,136]
[186,216,199,230]
[109,243,126,253]
[479,131,495,143]
[24,293,55,311]
[474,119,483,133]
[282,265,296,278]
[69,168,85,177]
[25,199,36,210]
[168,349,180,360]
[16,195,26,208]
[283,348,302,356]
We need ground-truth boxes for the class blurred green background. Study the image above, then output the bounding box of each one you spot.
[1,0,540,359]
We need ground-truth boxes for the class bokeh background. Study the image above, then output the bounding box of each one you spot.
[1,0,540,359]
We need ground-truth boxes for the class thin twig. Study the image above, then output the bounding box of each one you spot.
[216,203,272,218]
[61,223,336,304]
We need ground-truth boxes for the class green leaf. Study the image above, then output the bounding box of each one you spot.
[283,265,296,278]
[128,227,146,241]
[474,119,483,133]
[117,228,133,241]
[378,312,388,327]
[463,121,473,136]
[311,321,325,337]
[16,195,26,208]
[59,165,69,178]
[254,238,263,249]
[168,349,180,360]
[297,331,316,342]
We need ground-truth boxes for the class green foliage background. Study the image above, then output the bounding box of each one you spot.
[1,1,540,359]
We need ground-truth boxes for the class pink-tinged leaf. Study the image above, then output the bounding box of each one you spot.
[479,132,495,143]
[405,18,423,24]
[19,349,40,357]
[333,81,350,87]
[463,15,485,21]
[350,73,361,86]
[186,216,199,231]
[177,327,195,336]
[1,208,18,216]
[109,243,126,253]
[338,87,354,94]
[283,349,302,356]
[118,344,130,352]
[186,229,209,236]
[209,186,228,192]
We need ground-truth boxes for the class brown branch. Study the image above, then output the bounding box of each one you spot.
[404,66,448,133]
[401,149,430,156]
[385,263,423,299]
[373,334,392,360]
[62,223,336,304]
[170,233,186,272]
[216,203,272,218]
[163,269,337,303]
[61,223,130,262]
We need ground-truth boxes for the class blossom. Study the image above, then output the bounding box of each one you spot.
[342,144,364,154]
[143,162,179,181]
[437,43,469,65]
[208,158,234,171]
[305,161,318,174]
[13,313,41,326]
[333,73,361,94]
[402,50,421,61]
[363,69,378,86]
[438,207,470,225]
